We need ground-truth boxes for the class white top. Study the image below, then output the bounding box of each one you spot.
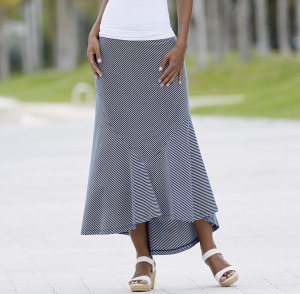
[99,0,175,40]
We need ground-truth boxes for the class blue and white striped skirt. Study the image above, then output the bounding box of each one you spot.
[81,35,220,255]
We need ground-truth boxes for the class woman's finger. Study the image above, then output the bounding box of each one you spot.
[87,53,103,77]
[162,70,176,85]
[92,61,103,78]
[158,54,170,72]
[95,45,102,64]
[178,68,183,85]
[166,72,179,87]
[89,60,99,78]
[92,68,98,79]
[94,59,103,77]
[158,65,174,85]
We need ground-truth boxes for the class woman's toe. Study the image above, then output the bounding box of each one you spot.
[220,270,235,282]
[131,279,147,285]
[225,270,235,279]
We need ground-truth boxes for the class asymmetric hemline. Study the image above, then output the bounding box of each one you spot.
[80,36,220,255]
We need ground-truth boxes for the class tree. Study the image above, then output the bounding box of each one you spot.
[168,0,177,33]
[206,0,223,62]
[276,0,291,55]
[22,0,43,73]
[193,0,207,68]
[237,0,251,61]
[0,0,22,80]
[55,0,79,70]
[222,0,234,51]
[0,9,9,80]
[254,0,270,56]
[295,0,300,60]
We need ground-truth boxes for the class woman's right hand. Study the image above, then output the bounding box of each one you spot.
[87,35,103,79]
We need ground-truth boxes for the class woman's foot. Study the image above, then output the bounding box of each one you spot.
[128,257,155,286]
[203,249,235,283]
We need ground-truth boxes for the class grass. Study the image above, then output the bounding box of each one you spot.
[0,50,299,120]
[186,51,300,120]
[0,62,93,103]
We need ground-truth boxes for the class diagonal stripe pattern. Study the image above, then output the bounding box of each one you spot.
[81,36,219,255]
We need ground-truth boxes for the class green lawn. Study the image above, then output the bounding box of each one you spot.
[187,51,300,120]
[0,50,299,120]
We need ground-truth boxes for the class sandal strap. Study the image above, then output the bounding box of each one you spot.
[202,248,221,262]
[214,265,236,284]
[129,275,151,285]
[136,256,156,272]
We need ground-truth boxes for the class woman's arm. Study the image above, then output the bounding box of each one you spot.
[158,0,193,86]
[87,0,110,78]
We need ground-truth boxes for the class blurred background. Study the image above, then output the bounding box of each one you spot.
[0,1,300,293]
[0,0,300,119]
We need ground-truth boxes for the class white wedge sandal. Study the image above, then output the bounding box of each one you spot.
[128,256,157,292]
[202,248,238,287]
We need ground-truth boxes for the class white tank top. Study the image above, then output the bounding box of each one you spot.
[99,0,175,40]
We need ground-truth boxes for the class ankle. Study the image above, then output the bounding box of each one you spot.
[200,244,217,255]
[136,253,152,259]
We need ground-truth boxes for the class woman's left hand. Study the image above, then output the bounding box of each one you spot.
[158,42,187,87]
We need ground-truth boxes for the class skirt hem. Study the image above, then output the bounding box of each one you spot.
[80,211,219,234]
[81,212,219,255]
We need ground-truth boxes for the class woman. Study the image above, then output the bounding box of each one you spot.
[81,0,238,291]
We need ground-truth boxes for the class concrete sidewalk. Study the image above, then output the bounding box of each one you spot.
[0,114,299,293]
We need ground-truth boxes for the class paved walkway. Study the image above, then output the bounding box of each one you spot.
[0,112,300,293]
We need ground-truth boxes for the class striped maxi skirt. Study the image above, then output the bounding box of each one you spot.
[80,35,220,255]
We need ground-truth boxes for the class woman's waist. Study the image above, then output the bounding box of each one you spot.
[99,27,175,40]
[99,20,175,40]
[100,20,175,33]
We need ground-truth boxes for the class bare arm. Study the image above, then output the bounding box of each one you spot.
[87,0,110,78]
[158,0,193,86]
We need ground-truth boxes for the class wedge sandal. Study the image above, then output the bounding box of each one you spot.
[128,256,157,292]
[202,248,238,287]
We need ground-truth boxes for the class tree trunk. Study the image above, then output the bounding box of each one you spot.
[0,10,10,80]
[168,0,177,33]
[276,0,291,56]
[231,1,239,50]
[56,0,79,70]
[193,0,207,68]
[237,0,251,61]
[23,0,43,74]
[222,0,234,51]
[206,0,223,62]
[295,0,300,60]
[254,0,270,56]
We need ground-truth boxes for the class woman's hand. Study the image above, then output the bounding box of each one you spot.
[87,35,103,79]
[158,42,187,86]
